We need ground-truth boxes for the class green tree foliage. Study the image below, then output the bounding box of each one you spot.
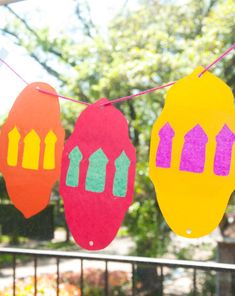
[0,0,235,257]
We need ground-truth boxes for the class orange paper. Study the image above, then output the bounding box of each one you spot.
[0,82,65,218]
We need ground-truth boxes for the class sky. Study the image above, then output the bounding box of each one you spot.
[0,0,135,115]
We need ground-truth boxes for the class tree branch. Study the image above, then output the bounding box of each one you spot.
[30,53,67,83]
[75,0,97,38]
[5,5,77,66]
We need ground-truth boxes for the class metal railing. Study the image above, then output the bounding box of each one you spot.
[0,247,235,296]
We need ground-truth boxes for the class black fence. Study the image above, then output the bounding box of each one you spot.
[0,247,235,296]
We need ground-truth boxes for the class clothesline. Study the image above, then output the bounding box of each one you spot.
[0,43,234,106]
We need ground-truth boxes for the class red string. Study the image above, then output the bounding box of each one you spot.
[101,82,176,106]
[198,43,235,77]
[36,87,90,106]
[0,57,29,85]
[102,43,235,106]
[0,57,90,105]
[0,43,234,107]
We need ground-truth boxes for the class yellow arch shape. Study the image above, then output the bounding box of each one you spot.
[22,129,41,170]
[43,130,57,170]
[7,126,21,167]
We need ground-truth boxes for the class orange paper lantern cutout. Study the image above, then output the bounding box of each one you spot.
[0,82,65,218]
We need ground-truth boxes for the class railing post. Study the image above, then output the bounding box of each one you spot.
[1,247,235,296]
[34,256,37,296]
[232,271,235,295]
[56,257,60,296]
[132,263,136,296]
[80,259,84,296]
[193,268,197,296]
[104,260,109,296]
[12,254,16,296]
[160,265,164,296]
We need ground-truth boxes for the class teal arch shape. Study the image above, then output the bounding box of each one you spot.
[113,151,130,197]
[66,146,83,187]
[86,148,108,193]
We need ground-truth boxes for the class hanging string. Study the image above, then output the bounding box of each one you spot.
[101,82,176,106]
[0,57,90,106]
[0,43,234,107]
[0,57,29,85]
[198,43,235,77]
[102,43,235,106]
[35,87,90,106]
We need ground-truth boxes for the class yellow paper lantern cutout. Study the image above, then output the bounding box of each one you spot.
[149,67,235,238]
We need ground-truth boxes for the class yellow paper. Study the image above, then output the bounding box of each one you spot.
[7,126,21,167]
[22,129,41,170]
[43,130,57,170]
[149,67,235,238]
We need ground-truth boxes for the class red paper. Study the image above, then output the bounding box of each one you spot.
[0,82,65,218]
[59,98,136,250]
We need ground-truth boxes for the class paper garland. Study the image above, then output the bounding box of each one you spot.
[0,65,234,247]
[149,67,235,238]
[0,82,65,218]
[59,98,136,250]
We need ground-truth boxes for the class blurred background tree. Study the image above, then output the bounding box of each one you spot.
[0,0,234,294]
[0,0,234,259]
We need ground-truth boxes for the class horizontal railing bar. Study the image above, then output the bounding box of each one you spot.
[0,247,235,272]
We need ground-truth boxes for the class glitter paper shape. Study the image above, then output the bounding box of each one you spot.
[86,148,108,193]
[66,147,83,187]
[113,151,130,197]
[214,125,235,176]
[156,123,175,168]
[180,125,208,173]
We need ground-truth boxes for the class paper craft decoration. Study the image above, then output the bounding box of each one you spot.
[0,82,65,218]
[149,66,235,238]
[59,98,136,250]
